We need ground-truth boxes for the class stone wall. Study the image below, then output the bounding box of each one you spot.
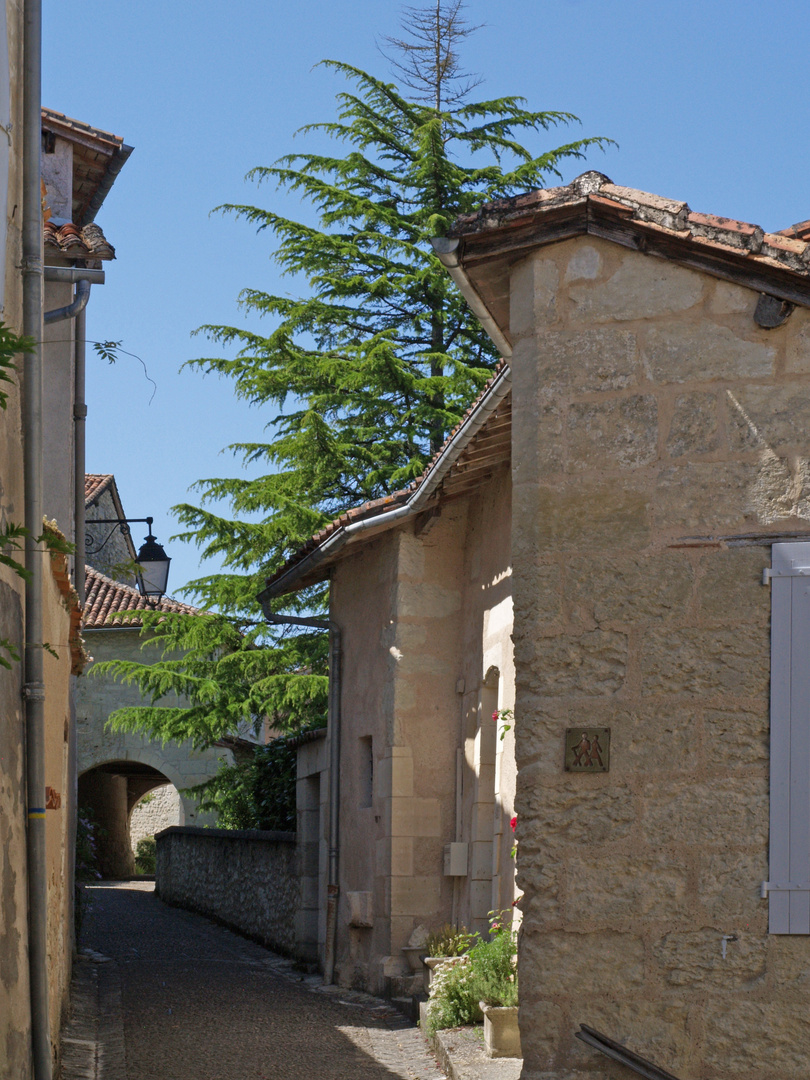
[77,627,229,826]
[330,464,516,995]
[156,826,298,955]
[130,784,181,851]
[509,236,810,1079]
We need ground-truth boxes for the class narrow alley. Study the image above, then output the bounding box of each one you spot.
[61,882,448,1080]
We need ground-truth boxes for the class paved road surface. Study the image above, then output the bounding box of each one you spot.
[63,881,446,1080]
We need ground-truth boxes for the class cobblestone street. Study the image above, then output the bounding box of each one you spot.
[61,882,448,1080]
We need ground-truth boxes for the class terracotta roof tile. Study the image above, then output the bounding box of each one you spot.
[777,220,810,242]
[85,474,114,506]
[45,220,115,260]
[41,108,123,151]
[263,361,511,592]
[83,566,199,630]
[449,172,810,307]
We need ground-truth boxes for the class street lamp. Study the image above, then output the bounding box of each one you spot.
[85,515,171,600]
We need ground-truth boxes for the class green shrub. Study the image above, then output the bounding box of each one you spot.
[187,735,303,831]
[134,836,156,875]
[424,913,518,1033]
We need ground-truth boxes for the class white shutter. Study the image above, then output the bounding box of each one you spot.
[766,542,810,934]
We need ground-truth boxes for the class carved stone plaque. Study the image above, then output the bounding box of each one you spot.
[565,727,610,773]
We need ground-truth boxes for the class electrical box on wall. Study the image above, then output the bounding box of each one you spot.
[443,842,468,877]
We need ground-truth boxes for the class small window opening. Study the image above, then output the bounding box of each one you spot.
[359,736,373,808]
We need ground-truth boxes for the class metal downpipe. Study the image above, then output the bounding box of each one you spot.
[260,610,342,984]
[323,620,341,985]
[43,276,89,324]
[64,300,87,957]
[22,0,52,1075]
[73,301,87,606]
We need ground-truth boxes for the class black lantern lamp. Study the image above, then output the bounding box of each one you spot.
[85,514,171,600]
[136,521,171,600]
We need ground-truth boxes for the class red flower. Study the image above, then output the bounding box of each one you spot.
[492,711,499,721]
[510,816,517,831]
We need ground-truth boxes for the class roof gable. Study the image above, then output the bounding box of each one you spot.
[41,107,132,227]
[261,364,511,600]
[438,172,810,349]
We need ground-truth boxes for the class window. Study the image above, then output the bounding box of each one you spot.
[359,736,373,808]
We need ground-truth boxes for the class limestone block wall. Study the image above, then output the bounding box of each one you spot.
[85,488,138,584]
[329,530,400,991]
[509,235,810,1080]
[77,628,229,827]
[130,785,181,851]
[156,826,298,955]
[456,466,516,933]
[295,734,327,964]
[331,473,518,995]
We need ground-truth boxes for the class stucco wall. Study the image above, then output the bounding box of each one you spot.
[156,826,298,955]
[42,279,75,539]
[509,236,810,1079]
[42,554,76,1057]
[0,4,45,1075]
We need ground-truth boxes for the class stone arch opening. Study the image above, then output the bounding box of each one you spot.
[78,760,179,879]
[129,783,183,863]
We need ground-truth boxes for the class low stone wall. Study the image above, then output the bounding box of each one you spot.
[155,826,298,955]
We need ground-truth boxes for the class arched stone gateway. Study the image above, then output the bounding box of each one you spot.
[75,685,231,878]
[78,760,180,878]
[77,474,238,877]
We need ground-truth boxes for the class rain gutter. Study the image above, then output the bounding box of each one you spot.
[430,236,513,360]
[258,362,512,603]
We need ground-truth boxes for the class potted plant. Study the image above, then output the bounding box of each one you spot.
[423,912,519,1058]
[422,924,476,989]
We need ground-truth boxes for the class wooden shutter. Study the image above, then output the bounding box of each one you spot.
[766,542,810,934]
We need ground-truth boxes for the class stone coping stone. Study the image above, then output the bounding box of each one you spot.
[155,824,295,843]
[420,1002,523,1080]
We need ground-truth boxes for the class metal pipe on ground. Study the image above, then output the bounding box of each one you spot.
[22,0,52,1075]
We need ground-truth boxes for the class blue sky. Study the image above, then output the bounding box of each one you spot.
[42,0,810,596]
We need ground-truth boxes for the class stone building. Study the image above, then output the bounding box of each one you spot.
[1,94,129,1074]
[430,171,810,1079]
[262,366,517,995]
[77,473,232,878]
[262,169,810,1075]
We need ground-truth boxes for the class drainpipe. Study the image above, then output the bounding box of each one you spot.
[22,0,52,1076]
[261,611,342,984]
[324,621,341,984]
[43,276,89,324]
[41,267,99,958]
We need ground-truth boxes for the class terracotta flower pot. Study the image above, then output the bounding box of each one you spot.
[480,1002,521,1059]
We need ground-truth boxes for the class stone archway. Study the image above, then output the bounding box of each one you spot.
[78,759,182,879]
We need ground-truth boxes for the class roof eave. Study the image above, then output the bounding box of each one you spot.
[259,363,512,604]
[451,190,810,311]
